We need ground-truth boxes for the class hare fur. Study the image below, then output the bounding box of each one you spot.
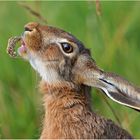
[15,22,140,139]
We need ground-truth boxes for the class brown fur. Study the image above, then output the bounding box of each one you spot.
[18,22,136,139]
[39,81,132,139]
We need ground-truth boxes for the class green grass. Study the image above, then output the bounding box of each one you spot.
[0,1,140,138]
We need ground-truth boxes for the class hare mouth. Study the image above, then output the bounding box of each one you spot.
[18,38,28,58]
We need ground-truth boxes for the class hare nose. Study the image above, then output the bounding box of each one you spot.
[24,27,33,32]
[24,22,39,32]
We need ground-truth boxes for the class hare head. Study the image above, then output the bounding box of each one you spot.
[18,22,140,111]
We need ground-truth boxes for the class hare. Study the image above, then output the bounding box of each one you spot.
[12,22,140,139]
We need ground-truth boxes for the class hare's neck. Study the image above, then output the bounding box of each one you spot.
[40,81,91,108]
[39,81,92,139]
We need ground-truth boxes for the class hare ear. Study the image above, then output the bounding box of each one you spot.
[98,72,140,112]
[73,55,140,111]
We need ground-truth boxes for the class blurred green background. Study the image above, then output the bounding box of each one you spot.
[0,1,140,138]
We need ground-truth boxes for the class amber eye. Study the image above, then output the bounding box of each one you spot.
[61,43,73,53]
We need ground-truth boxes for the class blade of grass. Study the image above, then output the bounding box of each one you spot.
[19,2,47,24]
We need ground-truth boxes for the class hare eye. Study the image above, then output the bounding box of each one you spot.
[61,43,73,53]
